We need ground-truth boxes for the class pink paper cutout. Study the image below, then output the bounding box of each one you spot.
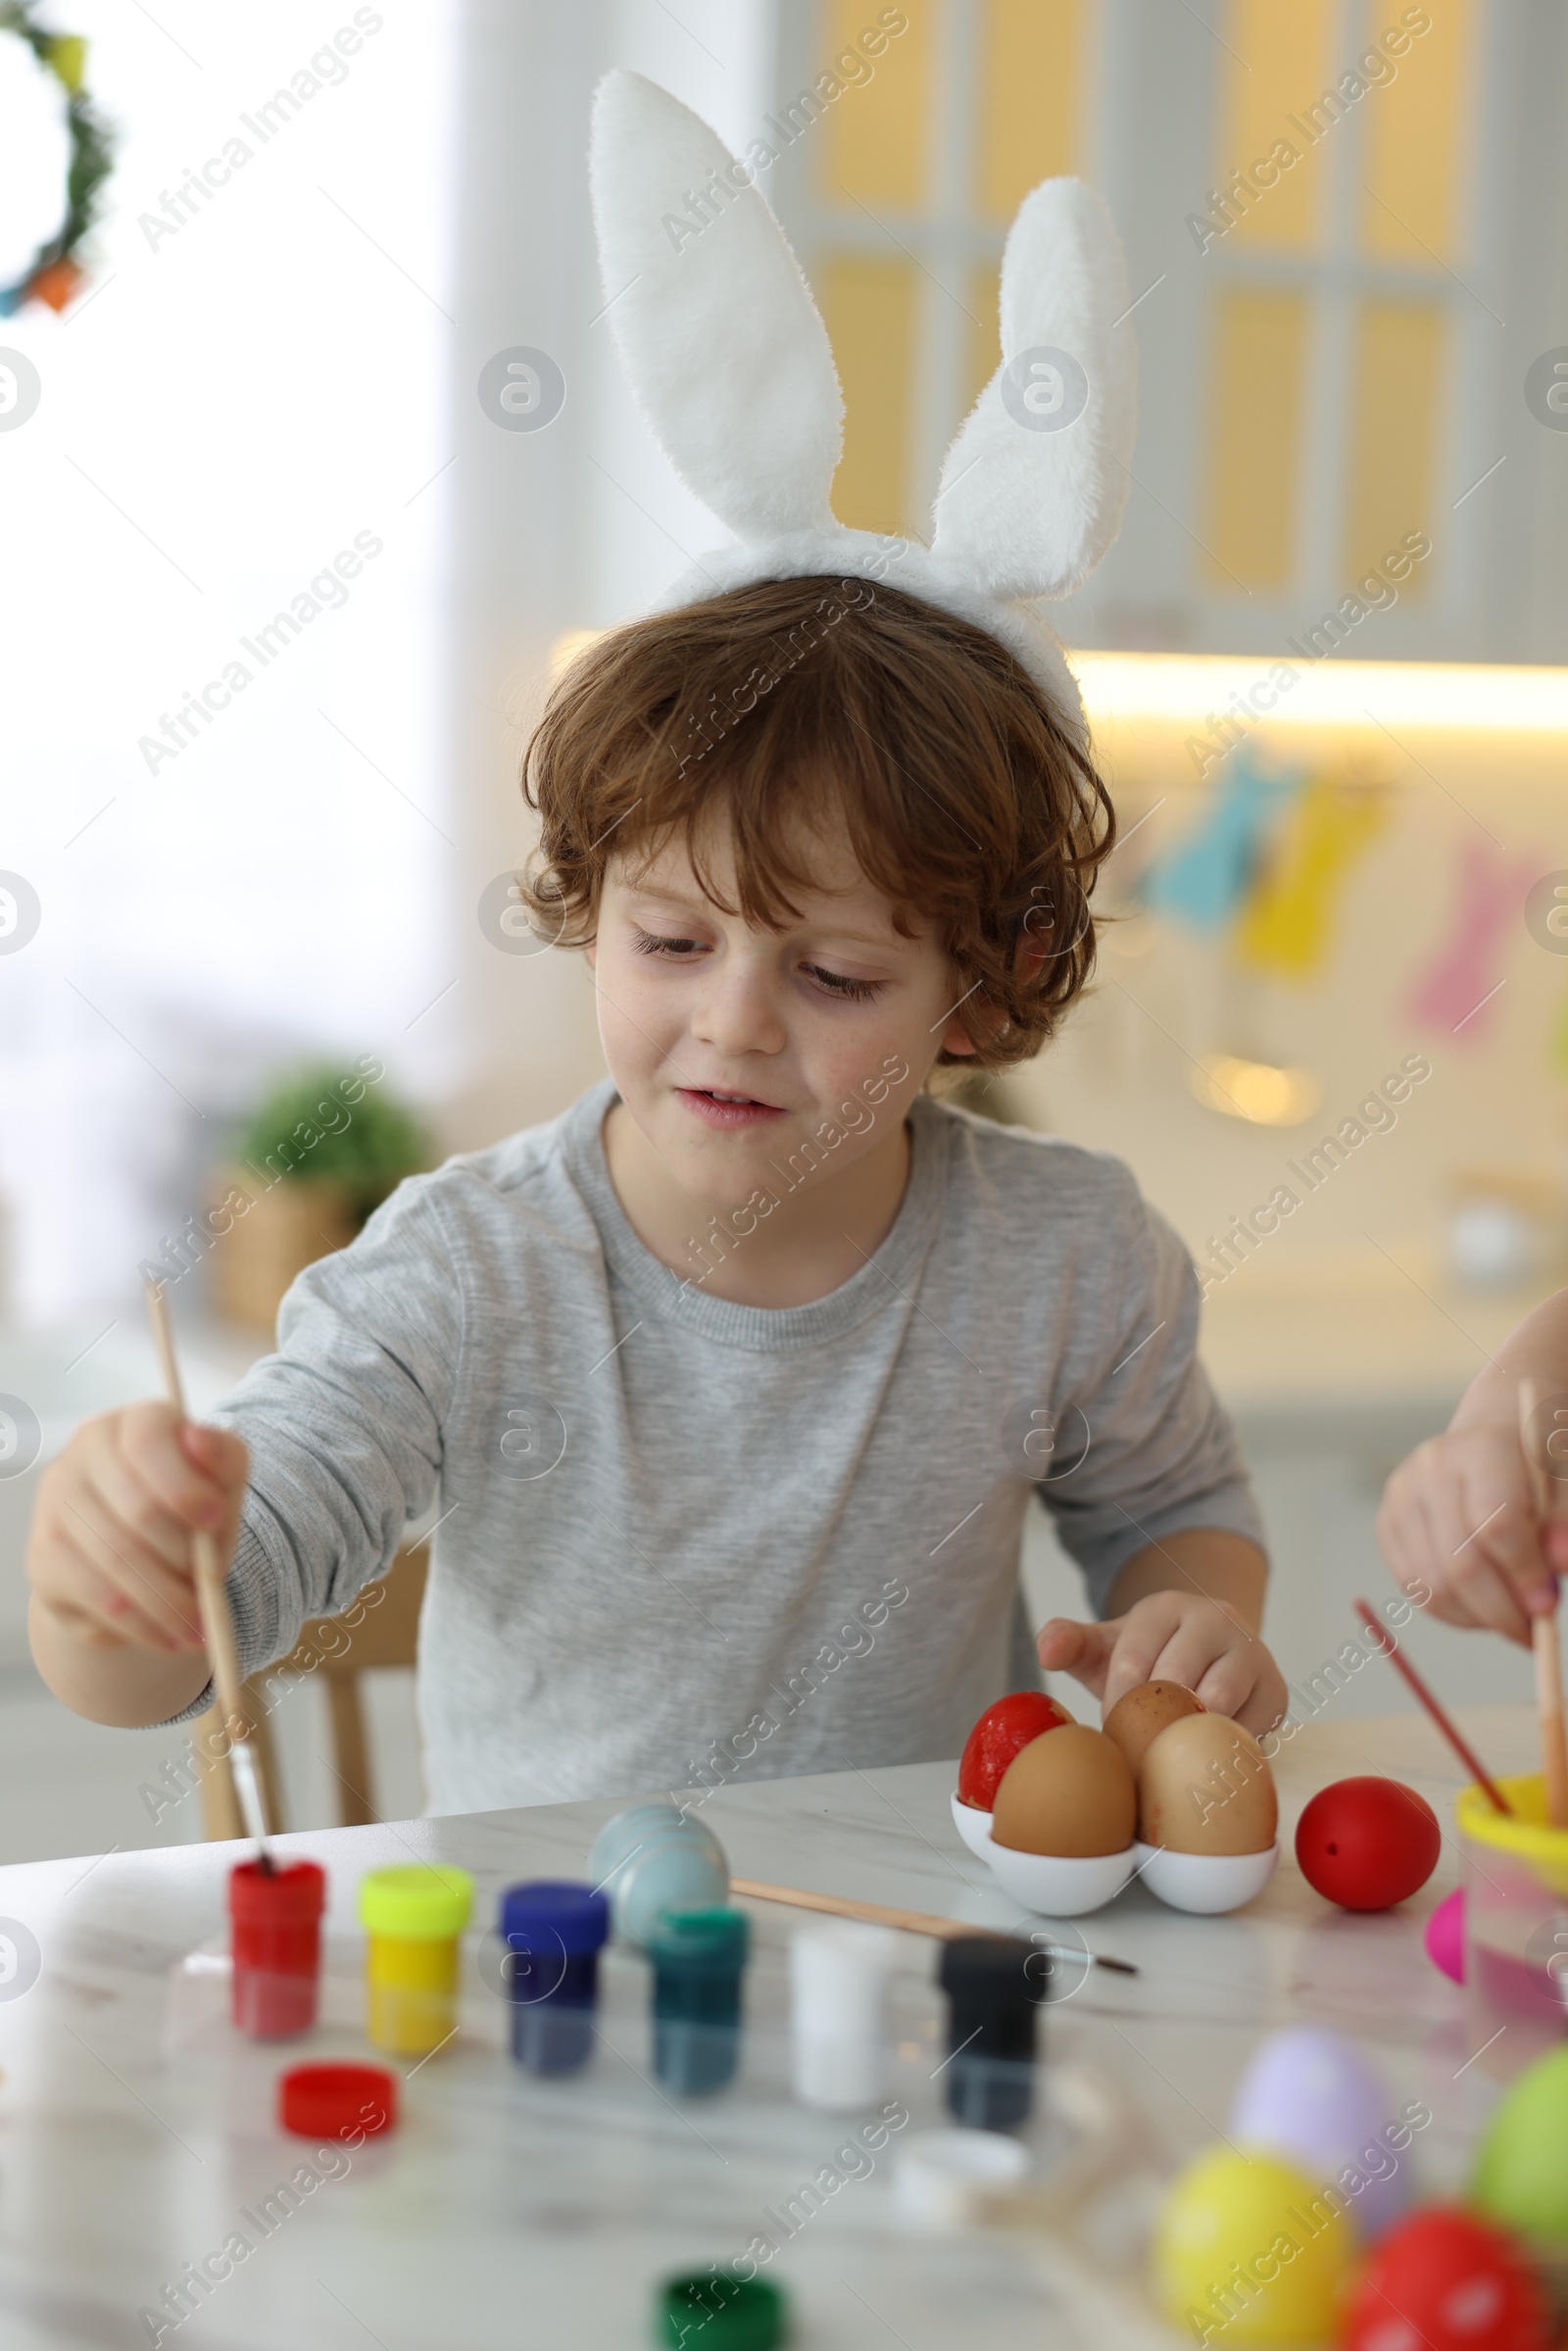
[1407,842,1539,1044]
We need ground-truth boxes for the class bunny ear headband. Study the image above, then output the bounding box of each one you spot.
[588,70,1138,740]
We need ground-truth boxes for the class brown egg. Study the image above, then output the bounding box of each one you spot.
[1102,1680,1204,1776]
[1138,1714,1277,1856]
[991,1725,1137,1858]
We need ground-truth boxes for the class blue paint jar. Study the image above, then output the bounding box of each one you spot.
[648,1906,749,2096]
[500,1880,611,2077]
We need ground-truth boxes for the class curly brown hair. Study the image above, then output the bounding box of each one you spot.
[519,573,1115,1068]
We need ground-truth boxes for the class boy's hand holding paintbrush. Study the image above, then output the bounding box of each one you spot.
[25,1396,249,1725]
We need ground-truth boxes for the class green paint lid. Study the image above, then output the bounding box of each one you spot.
[656,2273,786,2350]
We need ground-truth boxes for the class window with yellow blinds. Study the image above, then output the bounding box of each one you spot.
[767,0,1557,661]
[1197,0,1473,605]
[781,0,1087,541]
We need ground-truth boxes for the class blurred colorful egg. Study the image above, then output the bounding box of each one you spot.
[588,1799,718,1886]
[1470,2043,1568,2245]
[586,1802,728,1947]
[1294,1779,1440,1911]
[991,1724,1135,1858]
[1139,1714,1278,1855]
[1424,1886,1465,1984]
[1341,2207,1550,2351]
[957,1690,1071,1811]
[1102,1679,1203,1775]
[1228,2028,1408,2240]
[1153,2144,1356,2345]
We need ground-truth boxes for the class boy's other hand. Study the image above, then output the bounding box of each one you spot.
[1376,1423,1564,1646]
[26,1403,249,1656]
[1036,1591,1288,1738]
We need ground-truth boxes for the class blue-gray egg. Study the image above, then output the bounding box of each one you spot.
[587,1801,729,1945]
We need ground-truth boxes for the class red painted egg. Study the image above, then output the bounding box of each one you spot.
[1341,2206,1550,2351]
[1295,1777,1441,1911]
[957,1690,1071,1811]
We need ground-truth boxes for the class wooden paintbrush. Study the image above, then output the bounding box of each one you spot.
[144,1279,271,1861]
[728,1876,1139,1974]
[1518,1378,1568,1830]
[1353,1598,1511,1812]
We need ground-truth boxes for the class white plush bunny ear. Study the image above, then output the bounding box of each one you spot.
[589,71,844,542]
[931,179,1137,602]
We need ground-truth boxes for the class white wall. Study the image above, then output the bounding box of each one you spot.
[0,0,791,1317]
[0,1,460,1323]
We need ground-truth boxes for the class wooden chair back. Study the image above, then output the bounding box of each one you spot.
[195,1542,428,1837]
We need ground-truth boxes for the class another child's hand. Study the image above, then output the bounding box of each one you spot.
[26,1403,248,1655]
[1376,1423,1566,1645]
[1036,1592,1288,1738]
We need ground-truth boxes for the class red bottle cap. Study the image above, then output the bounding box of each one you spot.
[278,2063,398,2142]
[230,1859,326,1923]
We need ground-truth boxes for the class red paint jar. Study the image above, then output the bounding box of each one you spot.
[229,1860,326,2039]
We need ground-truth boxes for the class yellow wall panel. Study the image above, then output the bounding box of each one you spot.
[815,1,932,209]
[1201,289,1309,590]
[1212,0,1335,251]
[819,256,918,535]
[974,0,1080,220]
[1361,0,1471,261]
[1342,301,1445,592]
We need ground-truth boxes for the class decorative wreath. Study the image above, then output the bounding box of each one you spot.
[0,2,114,315]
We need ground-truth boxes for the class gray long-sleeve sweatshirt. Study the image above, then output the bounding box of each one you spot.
[185,1080,1264,1812]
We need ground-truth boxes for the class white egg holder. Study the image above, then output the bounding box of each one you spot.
[952,1794,1279,1918]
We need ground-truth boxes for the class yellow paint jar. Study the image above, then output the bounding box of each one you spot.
[359,1866,474,2058]
[1458,1773,1568,2082]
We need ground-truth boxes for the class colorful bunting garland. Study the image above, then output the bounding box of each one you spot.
[1406,840,1540,1047]
[0,4,114,316]
[1140,750,1390,987]
[1139,746,1305,933]
[1235,770,1388,981]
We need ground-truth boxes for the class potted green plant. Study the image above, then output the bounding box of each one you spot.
[208,1058,432,1331]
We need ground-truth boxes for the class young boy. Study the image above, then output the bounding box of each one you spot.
[1378,1284,1568,1639]
[26,573,1286,1811]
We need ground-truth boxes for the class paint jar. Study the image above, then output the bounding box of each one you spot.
[648,1906,749,2096]
[500,1881,611,2077]
[790,1920,902,2110]
[936,1935,1043,2131]
[586,1800,728,1947]
[359,1865,473,2058]
[228,1859,325,2040]
[1460,1773,1568,2081]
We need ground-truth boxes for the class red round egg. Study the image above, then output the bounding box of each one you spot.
[1342,2206,1550,2351]
[957,1690,1071,1811]
[1295,1776,1440,1911]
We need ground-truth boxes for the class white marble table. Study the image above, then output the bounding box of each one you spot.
[0,1708,1536,2351]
